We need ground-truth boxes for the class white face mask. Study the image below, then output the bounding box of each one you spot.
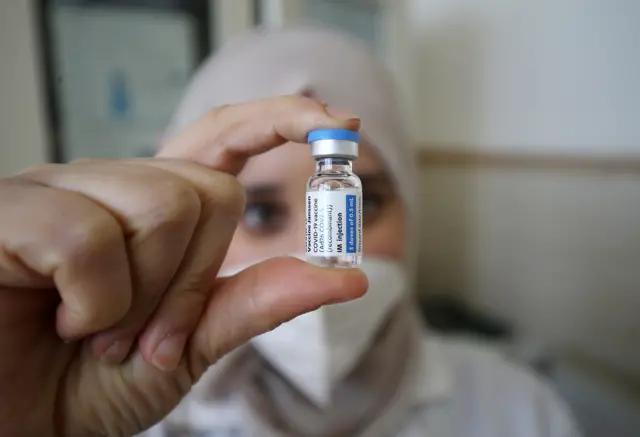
[219,256,407,406]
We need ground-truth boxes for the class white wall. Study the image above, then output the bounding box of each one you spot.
[410,0,640,382]
[420,168,640,379]
[0,1,49,177]
[407,0,640,156]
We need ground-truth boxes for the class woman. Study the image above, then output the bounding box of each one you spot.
[144,27,581,437]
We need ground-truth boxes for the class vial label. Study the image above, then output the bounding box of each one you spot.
[306,189,362,256]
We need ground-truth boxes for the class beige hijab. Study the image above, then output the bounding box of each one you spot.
[167,26,424,437]
[165,26,419,265]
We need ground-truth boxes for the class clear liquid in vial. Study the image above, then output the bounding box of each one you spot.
[306,171,362,268]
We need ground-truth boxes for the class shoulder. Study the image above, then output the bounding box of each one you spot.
[135,395,244,437]
[436,336,548,392]
[420,335,582,437]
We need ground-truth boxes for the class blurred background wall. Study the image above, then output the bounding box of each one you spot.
[403,3,640,434]
[0,1,639,435]
[407,0,640,391]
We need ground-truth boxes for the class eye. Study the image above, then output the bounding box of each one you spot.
[362,192,386,225]
[241,201,289,236]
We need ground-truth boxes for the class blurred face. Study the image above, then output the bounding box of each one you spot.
[223,140,406,268]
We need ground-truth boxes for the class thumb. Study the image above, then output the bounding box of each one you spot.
[188,257,368,373]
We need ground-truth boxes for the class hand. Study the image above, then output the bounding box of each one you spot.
[0,96,366,437]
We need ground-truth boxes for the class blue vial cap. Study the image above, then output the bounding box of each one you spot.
[307,129,360,143]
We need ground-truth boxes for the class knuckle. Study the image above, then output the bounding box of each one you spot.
[207,172,245,219]
[281,94,310,110]
[165,160,245,219]
[283,94,302,104]
[175,275,214,301]
[208,104,231,120]
[143,177,201,225]
[68,295,129,332]
[198,105,232,132]
[59,212,122,261]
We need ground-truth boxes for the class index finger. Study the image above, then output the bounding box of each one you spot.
[157,95,360,174]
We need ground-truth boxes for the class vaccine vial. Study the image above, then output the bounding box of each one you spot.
[306,129,362,268]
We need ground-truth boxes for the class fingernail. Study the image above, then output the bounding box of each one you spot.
[324,106,359,121]
[152,333,187,372]
[101,338,133,364]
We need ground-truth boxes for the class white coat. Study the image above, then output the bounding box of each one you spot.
[140,335,581,437]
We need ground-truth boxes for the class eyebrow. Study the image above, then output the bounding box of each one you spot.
[358,172,393,187]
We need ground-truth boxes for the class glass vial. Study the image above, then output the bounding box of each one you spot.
[306,129,363,268]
